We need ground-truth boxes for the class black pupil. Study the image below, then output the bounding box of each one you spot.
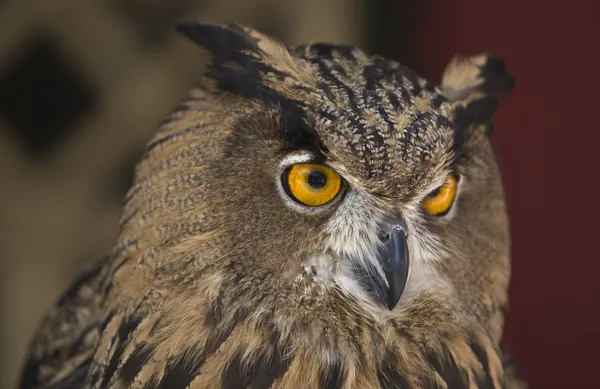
[307,170,327,189]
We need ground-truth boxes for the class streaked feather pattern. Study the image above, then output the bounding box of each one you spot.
[18,23,523,389]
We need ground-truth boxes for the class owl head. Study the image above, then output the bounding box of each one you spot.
[113,22,515,387]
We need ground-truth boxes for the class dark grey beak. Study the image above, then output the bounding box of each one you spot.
[370,224,410,310]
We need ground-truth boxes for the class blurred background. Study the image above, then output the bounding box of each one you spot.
[0,0,597,388]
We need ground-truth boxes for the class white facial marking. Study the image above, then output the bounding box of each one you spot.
[311,187,452,319]
[278,151,316,167]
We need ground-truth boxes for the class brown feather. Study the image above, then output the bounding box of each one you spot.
[18,23,520,389]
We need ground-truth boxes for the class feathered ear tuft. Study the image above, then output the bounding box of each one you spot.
[441,54,515,102]
[176,22,260,63]
[441,54,515,136]
[176,22,300,99]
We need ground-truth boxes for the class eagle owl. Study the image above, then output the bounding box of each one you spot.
[18,23,523,389]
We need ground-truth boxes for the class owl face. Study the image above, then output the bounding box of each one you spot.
[166,23,513,328]
[134,24,512,340]
[206,98,503,322]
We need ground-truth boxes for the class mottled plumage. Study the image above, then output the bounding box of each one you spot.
[18,23,523,389]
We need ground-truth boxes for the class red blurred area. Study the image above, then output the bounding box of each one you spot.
[409,2,600,387]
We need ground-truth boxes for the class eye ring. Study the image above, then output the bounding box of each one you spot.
[422,173,460,216]
[282,163,344,207]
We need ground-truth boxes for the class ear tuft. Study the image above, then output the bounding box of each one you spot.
[478,55,515,98]
[441,54,515,102]
[175,22,305,101]
[441,54,515,136]
[176,22,260,62]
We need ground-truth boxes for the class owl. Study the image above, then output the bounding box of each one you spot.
[18,22,524,389]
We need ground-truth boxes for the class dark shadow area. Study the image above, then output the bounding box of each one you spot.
[0,33,96,158]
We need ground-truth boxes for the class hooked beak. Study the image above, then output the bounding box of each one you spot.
[368,223,410,311]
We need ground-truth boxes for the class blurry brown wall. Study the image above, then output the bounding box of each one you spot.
[0,1,367,387]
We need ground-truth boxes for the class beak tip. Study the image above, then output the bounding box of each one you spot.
[386,286,404,311]
[378,224,410,311]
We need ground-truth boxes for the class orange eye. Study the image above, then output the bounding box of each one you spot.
[423,173,459,216]
[284,164,342,207]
